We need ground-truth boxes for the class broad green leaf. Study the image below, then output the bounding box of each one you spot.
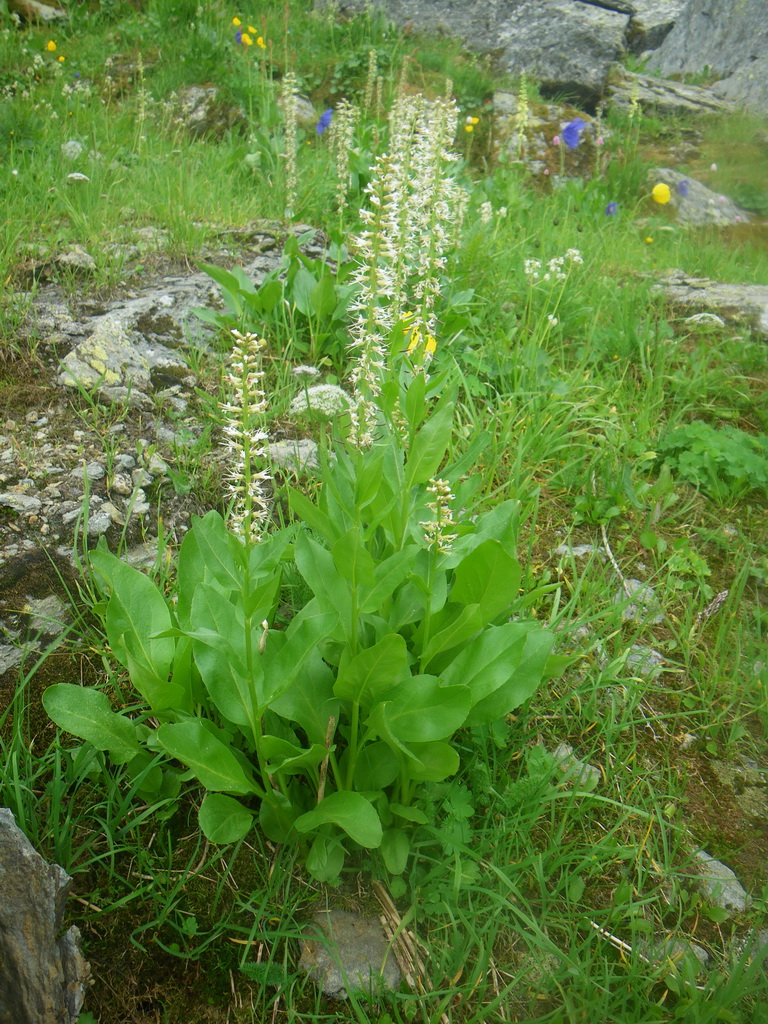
[157,720,259,795]
[406,741,460,782]
[262,600,339,710]
[90,550,180,710]
[294,532,352,633]
[197,263,243,314]
[288,486,335,544]
[445,624,554,726]
[43,684,140,763]
[186,511,243,592]
[292,267,318,317]
[259,791,300,843]
[404,371,427,434]
[345,741,399,790]
[256,278,283,314]
[389,803,428,824]
[306,834,346,883]
[405,392,456,488]
[295,791,383,848]
[381,828,411,875]
[199,793,253,844]
[260,736,328,776]
[268,648,338,743]
[420,603,482,669]
[332,528,376,588]
[310,273,337,318]
[334,633,408,705]
[450,539,522,624]
[360,550,415,615]
[367,676,470,744]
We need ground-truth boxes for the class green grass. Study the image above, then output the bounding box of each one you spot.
[1,2,767,1022]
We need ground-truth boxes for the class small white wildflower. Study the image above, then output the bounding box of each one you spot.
[66,172,90,183]
[498,206,507,218]
[547,314,558,326]
[291,365,321,378]
[524,257,541,280]
[565,248,583,264]
[290,384,351,418]
[479,200,493,224]
[11,169,18,176]
[60,139,83,160]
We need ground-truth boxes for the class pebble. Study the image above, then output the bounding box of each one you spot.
[694,851,750,914]
[0,493,43,513]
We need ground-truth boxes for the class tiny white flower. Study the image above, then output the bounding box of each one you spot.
[66,172,90,182]
[60,139,83,161]
[291,365,321,378]
[290,384,351,418]
[547,314,558,326]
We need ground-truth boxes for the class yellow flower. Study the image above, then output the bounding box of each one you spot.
[652,182,671,205]
[464,124,474,133]
[241,31,253,45]
[232,17,241,25]
[248,24,257,32]
[424,335,437,356]
[645,236,653,244]
[58,55,65,62]
[256,35,266,48]
[46,40,56,51]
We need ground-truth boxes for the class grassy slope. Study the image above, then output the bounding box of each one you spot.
[1,2,767,1022]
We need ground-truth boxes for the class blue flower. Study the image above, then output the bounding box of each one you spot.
[677,179,689,197]
[562,118,586,150]
[234,28,243,43]
[316,108,333,135]
[605,202,618,216]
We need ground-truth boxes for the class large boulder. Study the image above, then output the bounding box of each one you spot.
[646,0,768,113]
[0,809,90,1024]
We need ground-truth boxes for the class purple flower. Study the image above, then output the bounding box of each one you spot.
[316,108,333,135]
[562,118,586,150]
[605,202,618,216]
[234,28,243,43]
[677,179,689,197]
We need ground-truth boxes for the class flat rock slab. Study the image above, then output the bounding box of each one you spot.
[693,851,750,915]
[299,910,401,998]
[654,271,768,340]
[607,69,732,116]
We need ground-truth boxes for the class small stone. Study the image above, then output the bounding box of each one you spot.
[146,453,169,476]
[551,743,601,790]
[0,493,43,514]
[298,910,401,998]
[693,851,750,914]
[110,473,133,496]
[625,645,665,678]
[553,543,602,558]
[127,489,150,517]
[23,595,69,638]
[70,461,106,483]
[86,509,113,536]
[114,454,136,471]
[614,579,664,624]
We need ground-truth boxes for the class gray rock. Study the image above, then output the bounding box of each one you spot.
[654,271,768,340]
[625,644,665,677]
[711,53,768,115]
[649,167,751,227]
[646,0,768,80]
[626,0,685,53]
[22,595,68,638]
[553,543,603,558]
[269,438,319,471]
[0,493,42,514]
[110,472,133,496]
[693,850,750,914]
[0,807,90,1024]
[55,247,96,275]
[299,910,401,997]
[69,461,106,484]
[614,579,664,624]
[551,742,601,790]
[174,84,246,139]
[0,644,25,675]
[606,69,732,115]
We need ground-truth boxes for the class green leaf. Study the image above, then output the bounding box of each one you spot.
[345,741,400,790]
[262,599,339,709]
[90,550,181,710]
[420,603,483,669]
[445,624,554,727]
[405,392,456,487]
[332,528,376,588]
[186,511,243,593]
[260,736,328,776]
[334,633,408,705]
[157,720,260,795]
[366,676,470,744]
[294,532,352,634]
[406,741,460,782]
[381,828,411,875]
[292,267,318,317]
[310,273,337,318]
[360,550,414,614]
[450,539,522,624]
[306,834,346,883]
[295,791,383,848]
[43,684,141,763]
[288,487,335,544]
[199,793,253,843]
[259,791,301,843]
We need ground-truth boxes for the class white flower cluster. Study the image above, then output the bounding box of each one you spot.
[220,330,272,544]
[290,384,351,418]
[329,99,360,213]
[525,248,583,283]
[280,71,299,215]
[420,478,458,553]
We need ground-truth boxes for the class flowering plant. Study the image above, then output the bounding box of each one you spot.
[44,412,558,883]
